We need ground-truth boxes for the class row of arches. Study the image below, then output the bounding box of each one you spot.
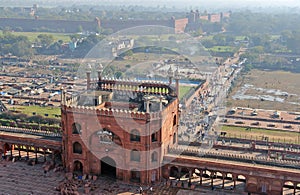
[71,123,160,144]
[73,157,143,183]
[283,181,300,195]
[167,166,300,194]
[72,142,158,162]
[0,143,59,163]
[168,166,246,191]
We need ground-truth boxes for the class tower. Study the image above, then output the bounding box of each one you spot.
[61,66,179,184]
[175,65,180,98]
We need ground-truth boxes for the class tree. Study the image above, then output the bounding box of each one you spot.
[37,34,54,47]
[77,25,83,32]
[213,34,226,46]
[114,71,123,78]
[286,31,300,53]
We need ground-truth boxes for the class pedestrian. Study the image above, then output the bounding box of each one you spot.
[150,186,153,192]
[139,186,143,194]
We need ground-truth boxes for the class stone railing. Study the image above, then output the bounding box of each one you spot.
[0,125,61,137]
[168,146,300,168]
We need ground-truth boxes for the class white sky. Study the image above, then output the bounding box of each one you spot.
[3,0,300,9]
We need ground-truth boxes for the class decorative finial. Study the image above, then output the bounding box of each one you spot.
[168,65,174,78]
[175,65,180,79]
[86,63,92,73]
[97,63,103,73]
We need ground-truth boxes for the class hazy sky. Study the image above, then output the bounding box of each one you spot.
[2,0,300,10]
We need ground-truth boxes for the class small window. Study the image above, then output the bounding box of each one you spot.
[130,149,140,162]
[72,123,81,134]
[151,132,158,142]
[173,115,177,126]
[131,169,141,183]
[151,151,158,162]
[130,129,140,142]
[73,142,82,154]
[173,133,176,144]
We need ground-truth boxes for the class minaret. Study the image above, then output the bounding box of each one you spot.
[168,65,174,85]
[86,63,92,90]
[60,86,66,105]
[174,65,180,98]
[97,63,103,81]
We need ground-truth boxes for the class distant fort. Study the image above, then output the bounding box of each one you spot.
[0,10,230,34]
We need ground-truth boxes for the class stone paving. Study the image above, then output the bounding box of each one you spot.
[0,158,244,195]
[0,159,64,194]
[1,157,296,195]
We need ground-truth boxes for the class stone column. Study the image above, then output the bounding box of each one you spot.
[233,175,237,189]
[26,146,29,159]
[35,147,38,163]
[43,148,46,162]
[51,150,55,163]
[188,169,192,186]
[222,174,225,189]
[211,171,214,187]
[200,170,203,185]
[159,95,163,111]
[18,145,21,158]
[178,167,182,181]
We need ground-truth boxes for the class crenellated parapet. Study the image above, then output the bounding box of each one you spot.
[65,95,80,106]
[64,105,162,120]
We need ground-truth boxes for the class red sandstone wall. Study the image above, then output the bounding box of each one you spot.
[200,15,209,21]
[0,18,97,33]
[210,14,221,23]
[100,19,175,33]
[174,18,188,34]
[61,100,178,184]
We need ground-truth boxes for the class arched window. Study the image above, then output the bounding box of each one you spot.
[130,149,140,162]
[151,151,158,162]
[151,132,158,142]
[173,114,177,126]
[73,142,82,154]
[73,160,83,173]
[173,132,176,144]
[131,169,141,183]
[130,129,140,142]
[72,123,81,134]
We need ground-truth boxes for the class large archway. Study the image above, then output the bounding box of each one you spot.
[100,156,116,178]
[73,160,83,174]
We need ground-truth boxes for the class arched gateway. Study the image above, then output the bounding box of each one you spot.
[100,156,116,178]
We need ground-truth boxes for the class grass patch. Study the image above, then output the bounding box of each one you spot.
[235,36,247,41]
[10,105,61,118]
[179,85,193,100]
[1,31,71,42]
[222,125,300,144]
[209,46,236,53]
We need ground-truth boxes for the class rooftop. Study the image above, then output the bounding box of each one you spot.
[64,78,178,113]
